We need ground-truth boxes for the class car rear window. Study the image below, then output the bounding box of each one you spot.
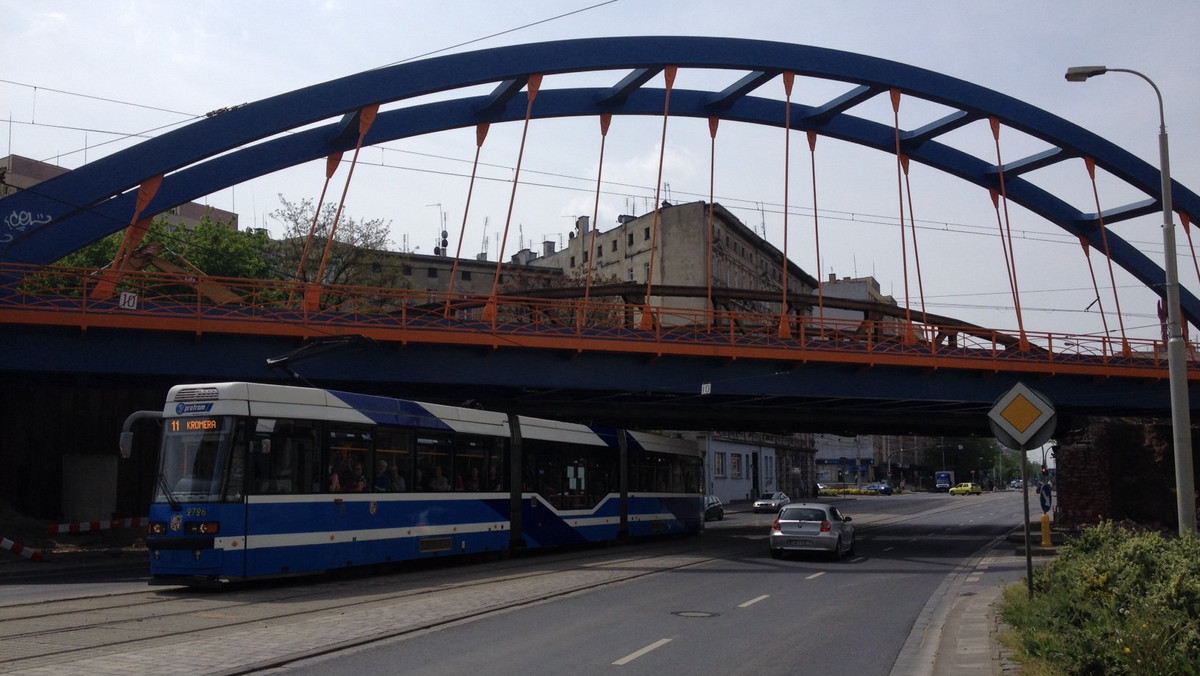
[783,508,825,521]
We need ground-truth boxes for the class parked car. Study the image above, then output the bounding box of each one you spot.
[863,482,893,495]
[769,503,856,560]
[753,492,791,513]
[1009,479,1024,490]
[704,494,725,521]
[949,482,983,495]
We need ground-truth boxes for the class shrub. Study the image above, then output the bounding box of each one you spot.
[999,521,1200,675]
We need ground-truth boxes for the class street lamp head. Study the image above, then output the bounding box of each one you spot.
[1065,66,1108,82]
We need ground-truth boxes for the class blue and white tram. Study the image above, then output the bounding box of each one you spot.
[146,382,702,584]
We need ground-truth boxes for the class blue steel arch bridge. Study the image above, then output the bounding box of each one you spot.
[3,36,1200,436]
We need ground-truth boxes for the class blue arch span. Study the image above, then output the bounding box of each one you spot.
[3,36,1198,323]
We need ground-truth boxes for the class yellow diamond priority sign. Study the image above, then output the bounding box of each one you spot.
[988,382,1056,450]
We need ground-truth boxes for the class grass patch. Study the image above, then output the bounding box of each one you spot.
[998,521,1200,675]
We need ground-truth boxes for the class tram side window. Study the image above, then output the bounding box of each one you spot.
[249,418,320,495]
[415,435,453,491]
[375,428,412,492]
[328,424,373,493]
[524,438,610,510]
[451,435,500,492]
[630,450,700,494]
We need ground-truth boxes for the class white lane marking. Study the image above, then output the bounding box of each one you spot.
[805,571,825,580]
[883,546,895,551]
[739,594,770,608]
[614,638,672,665]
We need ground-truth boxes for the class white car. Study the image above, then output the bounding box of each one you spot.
[753,492,791,513]
[769,503,856,560]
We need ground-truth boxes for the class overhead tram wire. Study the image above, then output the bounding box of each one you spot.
[366,0,621,70]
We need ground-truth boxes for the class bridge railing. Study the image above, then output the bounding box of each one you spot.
[0,263,1181,374]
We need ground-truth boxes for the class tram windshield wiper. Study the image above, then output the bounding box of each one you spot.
[158,474,182,512]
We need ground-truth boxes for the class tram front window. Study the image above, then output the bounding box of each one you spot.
[156,416,241,503]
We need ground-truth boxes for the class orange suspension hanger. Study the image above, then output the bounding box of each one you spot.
[445,123,490,319]
[311,103,380,311]
[89,174,164,300]
[484,74,543,325]
[988,117,1029,351]
[289,151,343,307]
[639,65,677,331]
[1084,156,1131,357]
[778,71,795,339]
[706,116,719,331]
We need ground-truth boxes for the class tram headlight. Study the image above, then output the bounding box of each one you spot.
[149,522,167,535]
[184,521,220,535]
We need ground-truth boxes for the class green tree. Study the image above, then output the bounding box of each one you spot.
[53,213,270,278]
[267,196,410,303]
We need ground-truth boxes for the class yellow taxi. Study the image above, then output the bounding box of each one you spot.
[949,482,983,495]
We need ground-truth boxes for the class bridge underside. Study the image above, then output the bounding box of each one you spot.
[2,325,1175,436]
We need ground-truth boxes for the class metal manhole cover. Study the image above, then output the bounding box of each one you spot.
[673,611,718,618]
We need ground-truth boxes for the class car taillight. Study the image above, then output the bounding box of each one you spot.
[820,521,832,532]
[772,519,782,531]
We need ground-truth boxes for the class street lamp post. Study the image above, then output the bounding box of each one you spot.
[1066,66,1197,535]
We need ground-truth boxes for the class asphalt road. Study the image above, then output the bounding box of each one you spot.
[269,492,1025,676]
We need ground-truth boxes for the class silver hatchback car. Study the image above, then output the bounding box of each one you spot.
[768,503,855,560]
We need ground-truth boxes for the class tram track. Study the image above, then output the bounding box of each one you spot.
[0,536,732,674]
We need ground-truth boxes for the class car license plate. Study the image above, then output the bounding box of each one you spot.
[789,539,810,546]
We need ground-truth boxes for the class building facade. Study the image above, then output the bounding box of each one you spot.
[528,200,820,318]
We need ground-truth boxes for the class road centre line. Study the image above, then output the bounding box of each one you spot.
[613,638,672,665]
[739,594,770,608]
[806,571,825,580]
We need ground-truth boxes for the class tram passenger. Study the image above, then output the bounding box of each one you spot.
[374,460,391,491]
[327,464,342,492]
[389,465,405,491]
[414,468,425,491]
[465,468,480,491]
[349,463,367,492]
[429,465,450,491]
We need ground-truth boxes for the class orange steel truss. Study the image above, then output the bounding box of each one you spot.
[0,263,1191,381]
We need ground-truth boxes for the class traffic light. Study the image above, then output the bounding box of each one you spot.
[1041,465,1048,477]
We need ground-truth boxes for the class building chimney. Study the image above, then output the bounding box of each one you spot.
[576,215,590,235]
[542,240,556,257]
[829,272,837,283]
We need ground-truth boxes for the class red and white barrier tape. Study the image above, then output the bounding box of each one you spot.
[47,516,148,535]
[1,537,44,562]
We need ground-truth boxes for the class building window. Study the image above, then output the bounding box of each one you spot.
[643,262,650,281]
[714,452,726,478]
[731,454,743,480]
[596,247,602,258]
[627,233,634,247]
[612,240,618,252]
[627,268,634,281]
[570,256,576,268]
[402,265,413,275]
[427,268,438,278]
[582,251,589,263]
[644,227,651,241]
[461,270,472,281]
